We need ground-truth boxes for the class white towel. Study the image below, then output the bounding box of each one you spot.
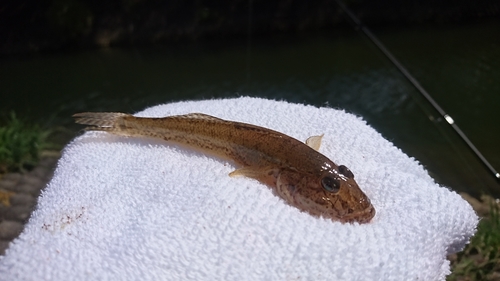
[0,97,477,280]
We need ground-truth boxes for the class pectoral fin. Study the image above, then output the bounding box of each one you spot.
[229,166,260,178]
[229,166,280,187]
[305,134,324,151]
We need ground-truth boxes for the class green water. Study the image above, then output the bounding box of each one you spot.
[1,22,499,196]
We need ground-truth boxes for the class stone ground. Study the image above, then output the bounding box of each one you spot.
[0,153,59,255]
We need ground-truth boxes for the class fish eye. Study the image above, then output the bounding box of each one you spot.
[338,165,354,179]
[321,176,340,193]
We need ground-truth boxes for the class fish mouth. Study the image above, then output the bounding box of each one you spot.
[340,205,376,224]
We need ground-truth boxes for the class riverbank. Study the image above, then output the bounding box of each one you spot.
[2,1,498,55]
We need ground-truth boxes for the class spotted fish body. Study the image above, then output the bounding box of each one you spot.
[73,112,375,223]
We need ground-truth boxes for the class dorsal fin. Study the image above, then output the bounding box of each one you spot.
[173,113,225,121]
[305,134,324,151]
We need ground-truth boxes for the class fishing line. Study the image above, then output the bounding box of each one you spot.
[245,0,253,87]
[335,0,500,182]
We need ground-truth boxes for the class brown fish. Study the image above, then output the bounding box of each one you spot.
[73,112,375,223]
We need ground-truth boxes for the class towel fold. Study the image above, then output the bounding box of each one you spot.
[0,97,477,280]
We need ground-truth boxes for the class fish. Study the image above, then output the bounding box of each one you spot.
[73,112,375,224]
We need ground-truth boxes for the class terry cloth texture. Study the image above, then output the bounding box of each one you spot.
[0,97,477,280]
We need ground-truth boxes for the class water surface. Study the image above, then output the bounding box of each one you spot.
[1,22,499,196]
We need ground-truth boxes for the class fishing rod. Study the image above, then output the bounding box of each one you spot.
[335,0,500,182]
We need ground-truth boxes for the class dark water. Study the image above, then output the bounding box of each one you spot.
[1,22,499,197]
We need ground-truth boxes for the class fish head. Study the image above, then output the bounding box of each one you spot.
[276,165,375,224]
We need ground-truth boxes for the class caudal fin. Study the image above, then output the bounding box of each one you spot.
[73,112,130,131]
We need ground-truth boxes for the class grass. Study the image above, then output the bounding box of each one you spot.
[0,112,51,173]
[448,200,500,280]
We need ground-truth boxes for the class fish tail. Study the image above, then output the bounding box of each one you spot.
[72,112,131,132]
